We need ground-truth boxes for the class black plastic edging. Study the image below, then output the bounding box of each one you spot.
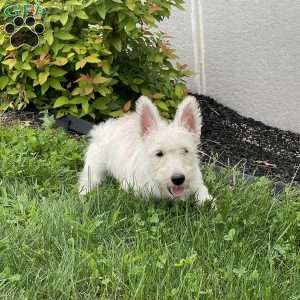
[56,115,94,135]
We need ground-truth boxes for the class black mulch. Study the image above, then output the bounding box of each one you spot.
[0,110,41,128]
[197,95,300,185]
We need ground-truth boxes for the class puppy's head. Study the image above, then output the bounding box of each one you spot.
[136,96,202,199]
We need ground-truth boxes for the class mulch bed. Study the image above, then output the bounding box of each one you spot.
[1,95,299,185]
[197,95,300,185]
[0,110,41,128]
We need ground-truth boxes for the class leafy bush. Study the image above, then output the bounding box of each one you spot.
[0,0,190,120]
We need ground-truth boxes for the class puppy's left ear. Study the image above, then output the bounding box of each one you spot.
[174,96,202,136]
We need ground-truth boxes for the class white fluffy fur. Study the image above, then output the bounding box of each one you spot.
[79,96,212,206]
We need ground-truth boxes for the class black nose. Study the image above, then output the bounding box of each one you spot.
[171,174,185,186]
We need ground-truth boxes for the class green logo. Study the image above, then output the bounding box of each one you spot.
[4,0,47,18]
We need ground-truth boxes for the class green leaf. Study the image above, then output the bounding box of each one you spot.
[100,49,112,56]
[118,13,127,23]
[109,110,123,117]
[0,1,5,11]
[154,54,163,63]
[53,96,69,108]
[126,0,136,10]
[86,55,101,64]
[132,78,144,85]
[152,93,165,99]
[7,88,18,95]
[93,98,108,110]
[144,14,156,25]
[47,15,61,23]
[75,10,88,19]
[25,90,36,99]
[98,86,110,96]
[70,96,88,104]
[50,66,67,78]
[131,84,139,93]
[5,45,15,51]
[0,76,9,90]
[55,31,76,41]
[67,52,75,59]
[156,100,169,112]
[63,45,72,53]
[141,88,151,97]
[52,42,64,56]
[73,45,87,55]
[41,82,49,95]
[175,84,186,98]
[111,36,122,52]
[22,51,29,62]
[102,60,111,75]
[82,101,89,114]
[125,19,136,32]
[96,3,106,19]
[49,78,65,91]
[44,30,54,46]
[0,34,5,45]
[38,71,50,85]
[26,69,37,80]
[11,71,21,81]
[69,105,78,114]
[22,62,31,70]
[72,87,82,96]
[93,75,110,84]
[53,57,68,66]
[2,59,17,70]
[89,111,96,119]
[60,13,69,26]
[75,59,87,70]
[56,109,67,119]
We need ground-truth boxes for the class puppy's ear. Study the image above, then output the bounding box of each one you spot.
[174,96,202,136]
[136,96,160,137]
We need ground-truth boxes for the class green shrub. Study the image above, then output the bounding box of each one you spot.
[0,0,190,120]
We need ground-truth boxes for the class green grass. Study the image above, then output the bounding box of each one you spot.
[0,124,299,300]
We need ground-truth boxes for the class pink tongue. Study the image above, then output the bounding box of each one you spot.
[171,186,185,197]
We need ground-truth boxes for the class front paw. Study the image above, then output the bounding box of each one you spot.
[194,185,213,206]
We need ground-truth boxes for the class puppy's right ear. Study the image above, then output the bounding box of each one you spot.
[136,96,160,137]
[174,96,202,136]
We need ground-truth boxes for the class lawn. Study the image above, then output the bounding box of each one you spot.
[0,124,299,300]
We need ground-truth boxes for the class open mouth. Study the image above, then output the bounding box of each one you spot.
[168,186,186,198]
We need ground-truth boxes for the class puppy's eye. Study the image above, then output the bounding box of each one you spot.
[184,148,189,154]
[156,151,164,157]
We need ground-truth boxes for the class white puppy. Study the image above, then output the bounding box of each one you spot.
[79,96,212,205]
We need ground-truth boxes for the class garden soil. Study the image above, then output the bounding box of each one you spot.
[197,95,300,185]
